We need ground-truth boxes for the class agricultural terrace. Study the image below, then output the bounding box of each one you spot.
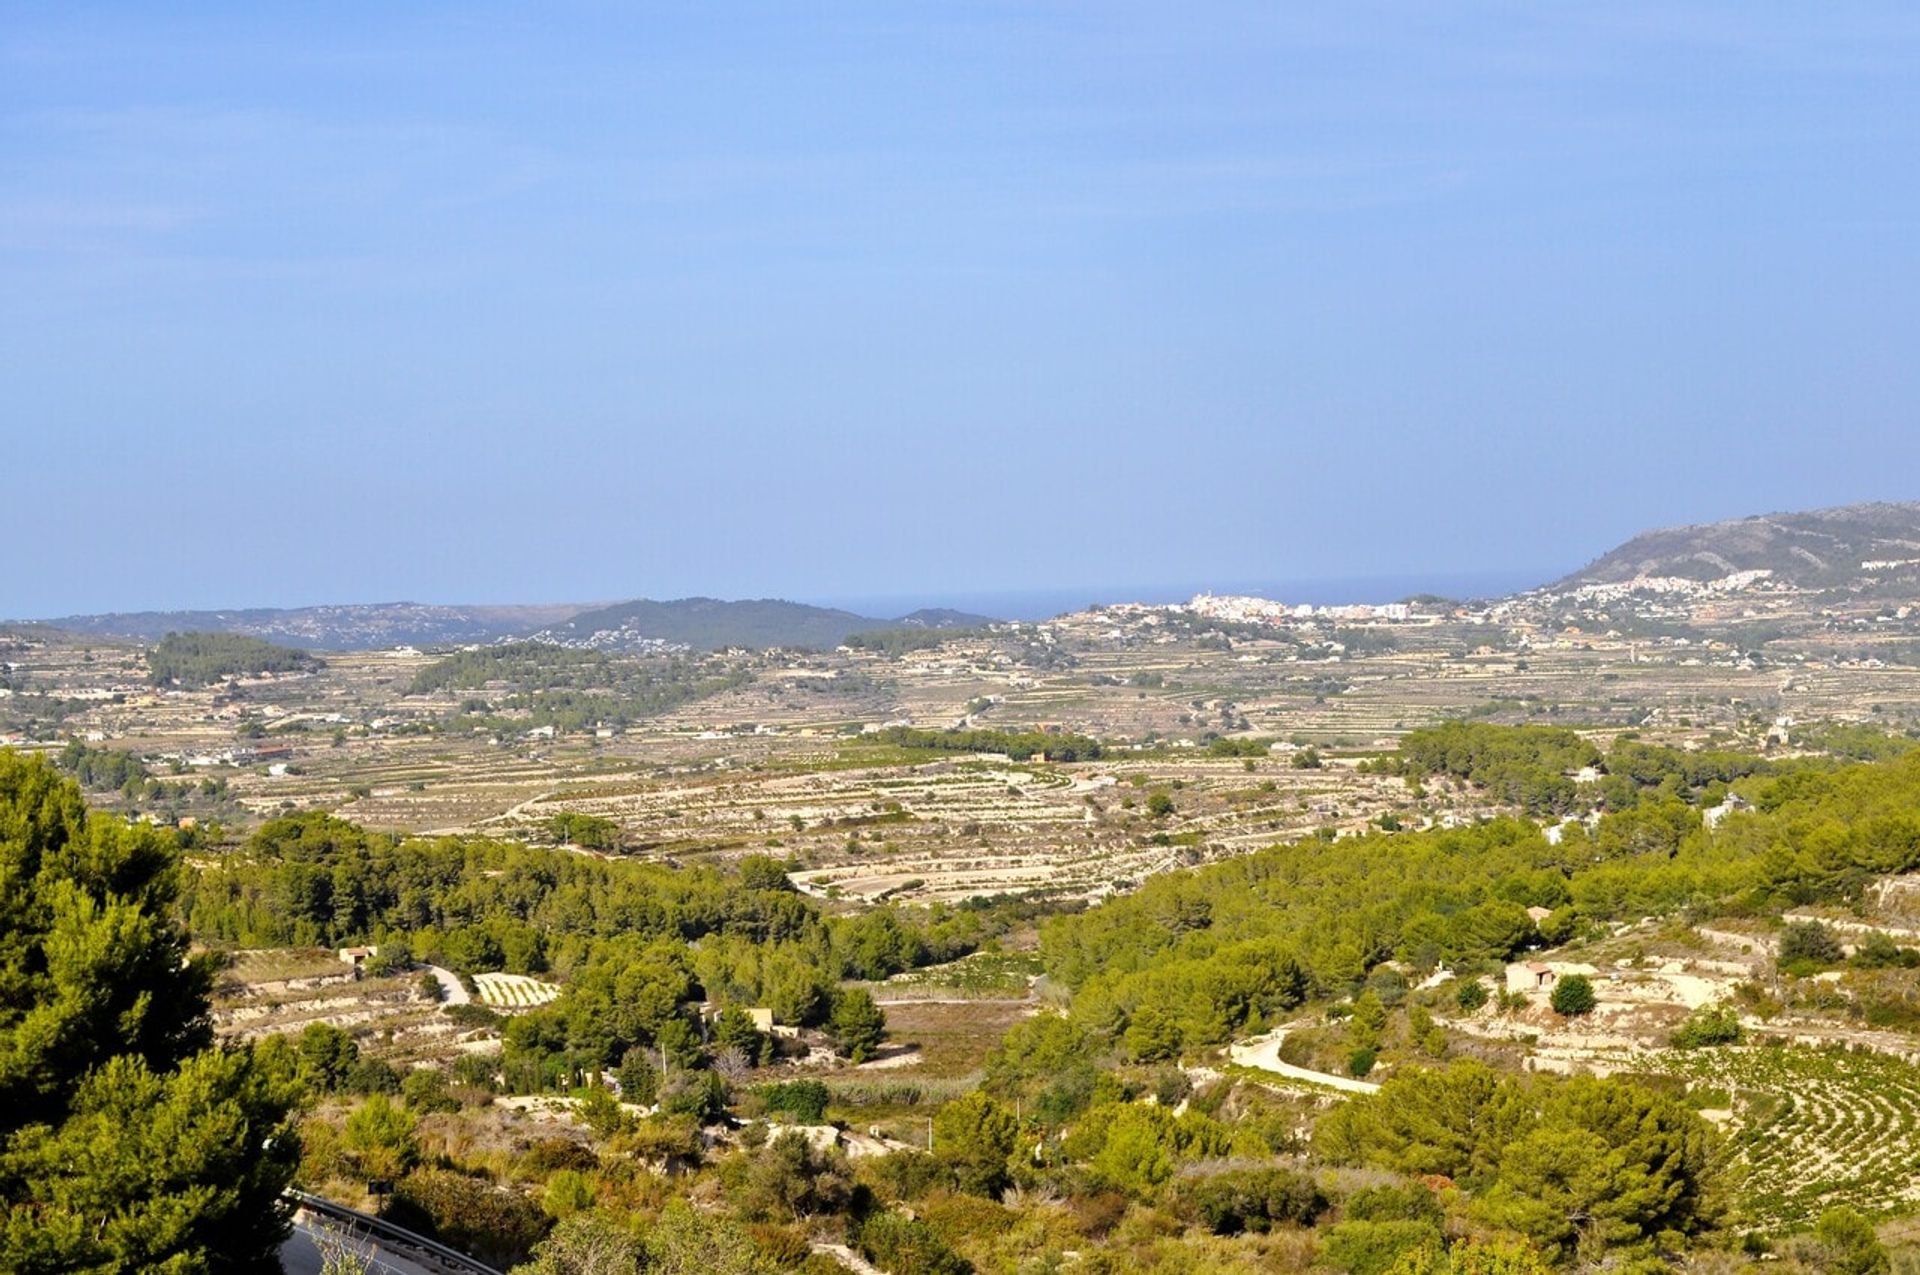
[473,972,562,1010]
[1628,1043,1920,1233]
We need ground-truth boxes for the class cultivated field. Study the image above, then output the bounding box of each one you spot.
[473,972,562,1010]
[11,595,1920,914]
[209,950,464,1066]
[1633,1044,1920,1233]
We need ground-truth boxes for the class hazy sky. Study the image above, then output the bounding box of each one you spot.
[5,4,1919,617]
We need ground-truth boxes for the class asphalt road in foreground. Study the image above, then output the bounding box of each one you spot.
[281,1217,439,1275]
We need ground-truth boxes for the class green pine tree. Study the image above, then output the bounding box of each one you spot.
[0,751,300,1272]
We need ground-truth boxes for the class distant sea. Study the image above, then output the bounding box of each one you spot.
[820,569,1560,623]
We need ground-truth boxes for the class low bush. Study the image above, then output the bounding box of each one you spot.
[387,1169,551,1267]
[1670,1004,1743,1049]
[1180,1165,1326,1235]
[853,1208,972,1275]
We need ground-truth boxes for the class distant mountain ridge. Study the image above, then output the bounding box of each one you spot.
[27,597,996,653]
[32,602,584,650]
[1552,501,1920,593]
[32,501,1918,649]
[533,597,994,652]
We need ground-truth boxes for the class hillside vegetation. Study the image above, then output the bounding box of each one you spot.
[540,596,994,652]
[406,641,751,729]
[21,723,1920,1271]
[146,630,318,685]
[541,597,885,652]
[0,752,297,1270]
[1041,739,1920,1061]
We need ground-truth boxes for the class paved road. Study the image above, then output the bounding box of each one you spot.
[282,1217,437,1275]
[424,964,470,1006]
[1227,1025,1382,1095]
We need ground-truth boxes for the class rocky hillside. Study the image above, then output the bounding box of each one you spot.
[1553,501,1920,593]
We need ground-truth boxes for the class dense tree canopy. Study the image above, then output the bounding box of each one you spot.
[147,630,318,686]
[407,642,751,731]
[875,725,1104,762]
[1318,1062,1719,1263]
[1383,721,1601,815]
[1041,744,1920,1059]
[0,751,298,1272]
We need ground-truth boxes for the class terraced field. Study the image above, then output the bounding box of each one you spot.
[19,599,1920,921]
[496,748,1425,904]
[1628,1043,1920,1232]
[474,972,562,1010]
[210,949,462,1066]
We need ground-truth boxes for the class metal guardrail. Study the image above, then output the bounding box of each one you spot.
[287,1189,507,1275]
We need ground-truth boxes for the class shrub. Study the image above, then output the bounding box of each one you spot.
[445,1003,504,1030]
[1323,1219,1445,1275]
[518,1214,644,1274]
[1549,974,1596,1017]
[344,1094,418,1182]
[1454,980,1489,1012]
[345,1057,401,1095]
[658,1070,728,1123]
[401,1067,460,1114]
[1850,932,1920,969]
[520,1137,599,1178]
[540,1169,594,1219]
[573,1085,632,1137]
[1809,1206,1891,1275]
[363,948,408,978]
[737,1130,856,1222]
[1366,967,1410,1008]
[1779,920,1845,971]
[760,1079,831,1124]
[933,1091,1019,1197]
[1384,1238,1555,1274]
[387,1169,551,1266]
[1669,1004,1743,1049]
[1345,1184,1442,1226]
[618,1115,704,1170]
[861,1150,954,1202]
[854,1210,971,1275]
[1181,1166,1326,1235]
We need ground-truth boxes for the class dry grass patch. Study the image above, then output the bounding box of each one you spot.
[879,999,1038,1079]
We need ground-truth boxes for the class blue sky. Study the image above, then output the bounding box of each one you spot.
[5,4,1919,617]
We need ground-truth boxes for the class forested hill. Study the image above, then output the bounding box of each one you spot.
[1552,500,1920,591]
[147,631,318,686]
[532,597,994,652]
